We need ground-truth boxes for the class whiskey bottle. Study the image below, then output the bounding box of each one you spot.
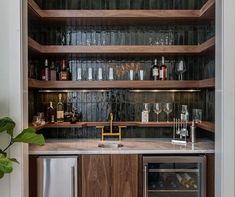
[151,59,159,80]
[57,94,64,123]
[159,56,168,80]
[59,59,68,81]
[50,61,57,81]
[47,101,55,123]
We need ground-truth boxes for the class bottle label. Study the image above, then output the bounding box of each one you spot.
[160,70,164,79]
[152,68,158,77]
[57,111,64,119]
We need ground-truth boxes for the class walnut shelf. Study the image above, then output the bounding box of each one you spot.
[28,37,215,56]
[28,0,215,25]
[32,121,214,133]
[28,78,215,90]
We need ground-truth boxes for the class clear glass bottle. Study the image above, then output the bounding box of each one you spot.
[57,94,64,123]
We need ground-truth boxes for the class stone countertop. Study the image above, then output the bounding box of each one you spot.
[29,138,214,155]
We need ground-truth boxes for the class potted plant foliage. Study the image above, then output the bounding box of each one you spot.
[0,117,45,178]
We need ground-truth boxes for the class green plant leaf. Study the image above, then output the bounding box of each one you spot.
[13,128,45,145]
[0,117,15,136]
[0,154,13,174]
[0,170,4,179]
[9,158,19,164]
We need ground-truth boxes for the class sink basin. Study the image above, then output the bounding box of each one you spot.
[98,142,124,148]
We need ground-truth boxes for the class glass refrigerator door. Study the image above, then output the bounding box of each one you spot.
[143,156,206,197]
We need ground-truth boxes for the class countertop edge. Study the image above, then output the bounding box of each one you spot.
[29,150,215,155]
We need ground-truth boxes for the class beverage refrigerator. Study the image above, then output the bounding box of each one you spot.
[143,156,206,197]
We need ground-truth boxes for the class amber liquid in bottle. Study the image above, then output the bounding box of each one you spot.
[59,59,68,81]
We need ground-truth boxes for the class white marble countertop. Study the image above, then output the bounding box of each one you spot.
[29,138,214,155]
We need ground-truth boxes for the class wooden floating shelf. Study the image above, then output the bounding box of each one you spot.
[32,121,214,133]
[197,121,215,133]
[28,0,214,25]
[28,78,215,89]
[28,37,215,56]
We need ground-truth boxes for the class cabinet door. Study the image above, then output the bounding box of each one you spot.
[81,155,111,197]
[111,155,139,197]
[207,154,215,197]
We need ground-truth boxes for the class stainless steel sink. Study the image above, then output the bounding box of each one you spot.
[98,142,124,148]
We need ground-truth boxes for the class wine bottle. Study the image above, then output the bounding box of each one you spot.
[57,94,64,123]
[151,59,159,80]
[159,56,167,80]
[183,173,198,189]
[176,173,190,189]
[47,101,55,123]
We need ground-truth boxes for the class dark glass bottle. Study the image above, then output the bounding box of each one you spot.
[59,59,68,80]
[151,59,159,80]
[47,101,55,123]
[159,56,168,80]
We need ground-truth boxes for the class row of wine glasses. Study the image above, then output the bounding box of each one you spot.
[143,103,173,122]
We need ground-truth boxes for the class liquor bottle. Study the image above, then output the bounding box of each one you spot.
[57,94,64,123]
[151,59,159,80]
[59,59,68,81]
[159,56,167,80]
[47,101,55,123]
[183,173,198,189]
[50,61,57,81]
[44,59,49,81]
[176,173,190,189]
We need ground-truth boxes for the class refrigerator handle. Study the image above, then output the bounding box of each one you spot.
[144,165,148,197]
[71,165,77,197]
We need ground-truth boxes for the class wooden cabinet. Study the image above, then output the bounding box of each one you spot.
[81,155,111,197]
[207,154,215,197]
[81,154,140,197]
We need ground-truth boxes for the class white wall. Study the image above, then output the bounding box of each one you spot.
[215,0,235,196]
[0,0,27,197]
[0,0,11,196]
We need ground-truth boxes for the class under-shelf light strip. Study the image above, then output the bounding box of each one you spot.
[129,89,201,93]
[38,89,200,93]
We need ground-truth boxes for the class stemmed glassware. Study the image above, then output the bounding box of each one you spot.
[143,103,150,113]
[163,103,173,122]
[153,103,162,122]
[175,60,186,80]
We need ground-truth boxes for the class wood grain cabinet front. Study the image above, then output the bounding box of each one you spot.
[81,154,140,197]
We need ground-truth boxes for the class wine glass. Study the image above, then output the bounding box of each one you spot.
[175,60,186,80]
[143,103,150,113]
[163,103,173,122]
[153,103,162,122]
